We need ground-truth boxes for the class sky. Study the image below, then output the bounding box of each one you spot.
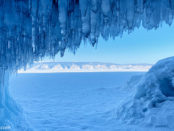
[44,23,174,64]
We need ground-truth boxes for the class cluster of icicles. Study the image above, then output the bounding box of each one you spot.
[0,0,174,70]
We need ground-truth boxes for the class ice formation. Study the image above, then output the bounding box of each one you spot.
[0,0,174,70]
[0,0,174,129]
[117,57,174,128]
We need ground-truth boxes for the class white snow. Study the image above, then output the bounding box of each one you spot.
[117,56,174,129]
[18,62,152,73]
[8,72,145,131]
[9,71,174,131]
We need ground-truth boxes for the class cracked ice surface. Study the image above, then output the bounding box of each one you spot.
[0,0,174,70]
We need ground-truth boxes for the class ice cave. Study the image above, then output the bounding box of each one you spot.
[1,0,174,130]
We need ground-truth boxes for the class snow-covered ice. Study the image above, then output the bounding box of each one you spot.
[117,56,174,129]
[9,71,174,131]
[9,72,144,131]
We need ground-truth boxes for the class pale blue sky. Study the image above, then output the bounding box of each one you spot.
[45,23,174,64]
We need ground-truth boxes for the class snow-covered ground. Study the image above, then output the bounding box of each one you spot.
[8,72,172,131]
[18,62,152,73]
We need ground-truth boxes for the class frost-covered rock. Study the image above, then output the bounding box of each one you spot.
[117,56,174,128]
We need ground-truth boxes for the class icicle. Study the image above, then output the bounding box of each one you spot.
[0,67,7,107]
[79,0,91,36]
[0,0,173,70]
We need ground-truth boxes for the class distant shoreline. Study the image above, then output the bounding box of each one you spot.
[18,70,149,73]
[18,62,152,73]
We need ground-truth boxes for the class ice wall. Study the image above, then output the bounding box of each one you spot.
[0,0,174,70]
[0,68,28,130]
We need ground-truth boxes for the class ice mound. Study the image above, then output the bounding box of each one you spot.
[117,56,174,128]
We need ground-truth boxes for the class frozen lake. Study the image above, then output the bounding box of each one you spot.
[9,72,153,131]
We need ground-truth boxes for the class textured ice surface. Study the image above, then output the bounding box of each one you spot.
[117,56,174,129]
[9,72,147,131]
[10,72,174,131]
[0,0,174,70]
[0,69,29,130]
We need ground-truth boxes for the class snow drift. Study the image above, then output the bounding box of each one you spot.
[117,56,174,128]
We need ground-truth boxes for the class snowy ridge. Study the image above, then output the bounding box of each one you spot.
[18,62,152,73]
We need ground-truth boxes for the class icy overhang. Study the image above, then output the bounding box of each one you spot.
[0,0,174,70]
